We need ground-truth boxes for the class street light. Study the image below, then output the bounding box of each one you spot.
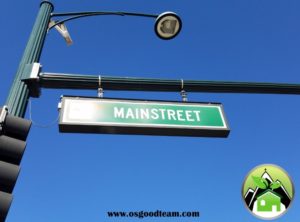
[6,1,183,117]
[155,12,182,40]
[48,11,182,44]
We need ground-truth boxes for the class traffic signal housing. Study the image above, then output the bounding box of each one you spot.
[0,107,31,222]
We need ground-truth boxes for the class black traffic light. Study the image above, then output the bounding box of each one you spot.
[0,107,31,222]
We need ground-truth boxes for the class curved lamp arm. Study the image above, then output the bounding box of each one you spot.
[49,11,158,30]
[49,11,182,41]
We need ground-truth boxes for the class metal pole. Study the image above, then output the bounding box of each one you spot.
[5,1,54,117]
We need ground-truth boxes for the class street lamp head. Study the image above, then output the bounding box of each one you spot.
[155,12,182,40]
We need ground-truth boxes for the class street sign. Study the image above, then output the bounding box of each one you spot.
[59,96,230,137]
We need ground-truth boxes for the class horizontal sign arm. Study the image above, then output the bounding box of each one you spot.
[38,72,300,94]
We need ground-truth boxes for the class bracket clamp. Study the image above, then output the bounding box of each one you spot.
[22,63,42,98]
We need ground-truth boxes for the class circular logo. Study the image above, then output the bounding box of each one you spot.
[242,164,294,220]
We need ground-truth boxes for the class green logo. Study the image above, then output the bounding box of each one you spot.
[242,164,294,220]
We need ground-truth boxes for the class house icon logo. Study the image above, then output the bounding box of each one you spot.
[242,164,294,220]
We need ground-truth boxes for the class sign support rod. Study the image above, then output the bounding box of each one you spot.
[35,72,300,95]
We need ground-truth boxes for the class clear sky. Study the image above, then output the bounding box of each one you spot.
[1,0,300,221]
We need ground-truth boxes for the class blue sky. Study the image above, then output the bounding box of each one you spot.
[1,0,300,221]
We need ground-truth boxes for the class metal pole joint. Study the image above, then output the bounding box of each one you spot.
[22,63,42,98]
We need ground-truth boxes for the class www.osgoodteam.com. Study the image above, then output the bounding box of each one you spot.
[107,210,200,219]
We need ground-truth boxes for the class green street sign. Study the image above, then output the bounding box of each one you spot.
[59,96,230,137]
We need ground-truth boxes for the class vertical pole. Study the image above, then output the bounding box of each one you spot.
[5,1,54,117]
